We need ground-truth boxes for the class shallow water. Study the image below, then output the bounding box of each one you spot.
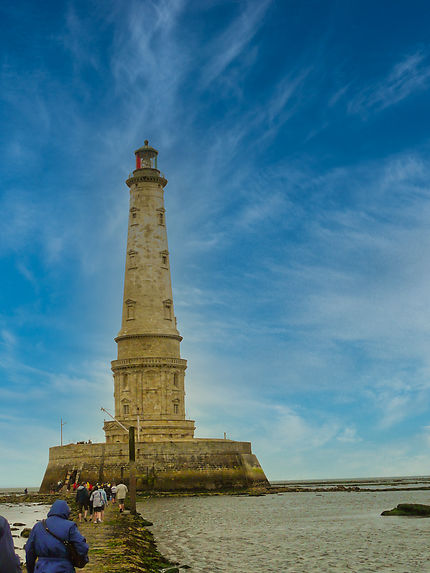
[0,503,51,562]
[138,490,430,572]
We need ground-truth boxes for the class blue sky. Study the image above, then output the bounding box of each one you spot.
[2,0,430,486]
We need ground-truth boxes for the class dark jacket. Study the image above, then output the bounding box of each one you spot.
[0,515,22,572]
[25,500,89,573]
[75,486,90,505]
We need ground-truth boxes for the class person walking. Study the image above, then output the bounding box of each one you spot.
[25,499,88,573]
[0,515,22,572]
[115,482,128,513]
[110,483,117,504]
[89,487,104,524]
[75,482,90,522]
[99,486,108,522]
[104,483,112,503]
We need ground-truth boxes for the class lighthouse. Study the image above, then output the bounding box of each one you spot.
[40,142,268,492]
[104,141,195,443]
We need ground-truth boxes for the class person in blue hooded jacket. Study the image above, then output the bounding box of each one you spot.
[0,515,22,572]
[25,500,89,573]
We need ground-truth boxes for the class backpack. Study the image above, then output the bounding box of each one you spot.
[91,490,103,506]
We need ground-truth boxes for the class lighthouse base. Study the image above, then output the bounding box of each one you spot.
[39,438,268,492]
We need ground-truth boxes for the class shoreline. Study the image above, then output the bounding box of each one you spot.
[2,478,430,508]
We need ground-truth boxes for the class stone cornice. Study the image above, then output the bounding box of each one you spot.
[112,357,187,370]
[115,333,183,342]
[126,169,167,188]
[104,419,195,428]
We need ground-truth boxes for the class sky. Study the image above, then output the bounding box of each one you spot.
[1,0,430,487]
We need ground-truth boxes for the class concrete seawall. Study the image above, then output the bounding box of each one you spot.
[40,439,268,492]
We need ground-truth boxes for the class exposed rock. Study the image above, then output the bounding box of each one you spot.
[20,528,31,538]
[161,567,191,572]
[13,522,25,526]
[381,503,430,517]
[0,493,59,506]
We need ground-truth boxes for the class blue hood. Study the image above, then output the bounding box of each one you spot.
[47,500,71,519]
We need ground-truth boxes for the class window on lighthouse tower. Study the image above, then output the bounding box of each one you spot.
[161,250,169,267]
[163,299,172,320]
[157,208,165,226]
[128,250,137,269]
[126,299,136,320]
[130,207,139,225]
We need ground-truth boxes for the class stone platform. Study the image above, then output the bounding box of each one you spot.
[39,438,268,492]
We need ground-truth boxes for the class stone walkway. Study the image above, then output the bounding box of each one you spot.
[77,504,119,572]
[75,502,174,573]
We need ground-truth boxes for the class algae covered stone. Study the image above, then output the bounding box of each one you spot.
[381,503,430,516]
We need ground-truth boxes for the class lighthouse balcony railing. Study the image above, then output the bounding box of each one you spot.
[113,357,186,367]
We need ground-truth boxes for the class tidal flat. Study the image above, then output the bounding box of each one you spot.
[139,489,430,572]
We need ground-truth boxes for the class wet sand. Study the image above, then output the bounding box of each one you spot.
[138,489,430,572]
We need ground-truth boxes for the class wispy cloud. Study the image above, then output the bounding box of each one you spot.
[200,0,271,87]
[349,51,430,114]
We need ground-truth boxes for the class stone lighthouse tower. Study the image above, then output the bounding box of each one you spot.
[40,142,268,492]
[104,141,195,443]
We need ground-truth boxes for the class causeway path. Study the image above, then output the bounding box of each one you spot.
[72,502,173,573]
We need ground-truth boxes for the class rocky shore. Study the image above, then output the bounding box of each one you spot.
[0,493,60,505]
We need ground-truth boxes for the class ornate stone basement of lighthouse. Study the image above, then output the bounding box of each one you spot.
[40,142,268,492]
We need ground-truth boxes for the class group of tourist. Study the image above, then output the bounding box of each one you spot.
[0,480,129,572]
[74,481,128,523]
